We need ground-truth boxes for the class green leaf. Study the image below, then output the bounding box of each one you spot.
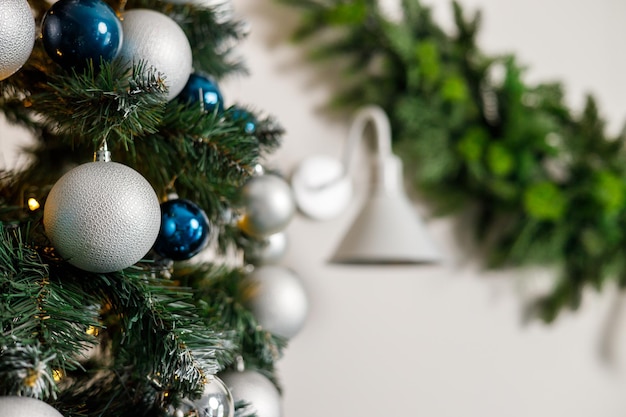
[415,41,440,84]
[457,127,488,162]
[441,75,468,102]
[486,142,515,177]
[523,182,567,220]
[325,2,368,25]
[593,171,625,216]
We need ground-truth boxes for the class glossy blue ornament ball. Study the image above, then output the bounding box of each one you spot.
[178,73,224,113]
[153,199,211,261]
[41,0,123,70]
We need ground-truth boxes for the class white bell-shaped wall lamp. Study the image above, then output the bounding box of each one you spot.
[291,105,442,264]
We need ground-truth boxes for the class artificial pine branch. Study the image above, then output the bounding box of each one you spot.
[30,60,168,150]
[174,264,287,378]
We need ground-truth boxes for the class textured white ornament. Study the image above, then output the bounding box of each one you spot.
[0,0,36,81]
[0,396,63,417]
[119,9,192,101]
[238,175,296,238]
[44,161,161,273]
[220,370,282,417]
[246,265,308,339]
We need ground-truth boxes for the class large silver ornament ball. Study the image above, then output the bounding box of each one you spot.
[238,175,295,238]
[44,161,161,273]
[191,375,234,417]
[0,396,63,417]
[220,370,282,417]
[246,265,308,339]
[0,0,35,81]
[119,9,192,101]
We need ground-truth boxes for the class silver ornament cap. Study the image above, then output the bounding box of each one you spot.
[0,0,36,81]
[238,175,296,238]
[44,161,161,273]
[0,396,63,417]
[246,265,308,339]
[220,370,282,417]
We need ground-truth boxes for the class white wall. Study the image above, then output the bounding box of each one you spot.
[222,1,626,416]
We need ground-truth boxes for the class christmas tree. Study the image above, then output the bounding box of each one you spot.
[0,0,306,416]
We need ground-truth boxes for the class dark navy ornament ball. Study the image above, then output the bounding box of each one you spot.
[153,199,211,261]
[41,0,123,70]
[177,73,224,113]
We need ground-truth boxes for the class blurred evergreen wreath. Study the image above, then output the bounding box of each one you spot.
[279,0,626,321]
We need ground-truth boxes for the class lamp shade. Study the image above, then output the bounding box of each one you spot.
[330,154,441,264]
[291,105,443,265]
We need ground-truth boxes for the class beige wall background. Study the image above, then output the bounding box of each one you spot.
[0,1,625,416]
[222,0,626,416]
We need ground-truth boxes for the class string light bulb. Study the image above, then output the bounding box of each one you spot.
[27,197,40,211]
[52,369,63,383]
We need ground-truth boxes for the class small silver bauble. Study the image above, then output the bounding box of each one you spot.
[119,9,193,101]
[246,232,288,265]
[191,375,235,417]
[238,175,295,238]
[220,370,282,417]
[0,396,63,417]
[0,0,36,80]
[43,161,161,273]
[246,265,308,339]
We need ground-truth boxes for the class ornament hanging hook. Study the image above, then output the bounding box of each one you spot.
[95,138,111,162]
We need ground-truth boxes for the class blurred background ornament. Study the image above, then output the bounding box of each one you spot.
[0,0,35,80]
[118,9,192,101]
[237,173,295,239]
[0,396,63,417]
[41,0,122,70]
[245,265,308,339]
[43,159,161,273]
[220,369,282,417]
[291,154,352,221]
[245,231,288,265]
[177,73,225,113]
[153,197,211,261]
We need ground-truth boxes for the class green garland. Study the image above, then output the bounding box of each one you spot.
[280,0,626,321]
